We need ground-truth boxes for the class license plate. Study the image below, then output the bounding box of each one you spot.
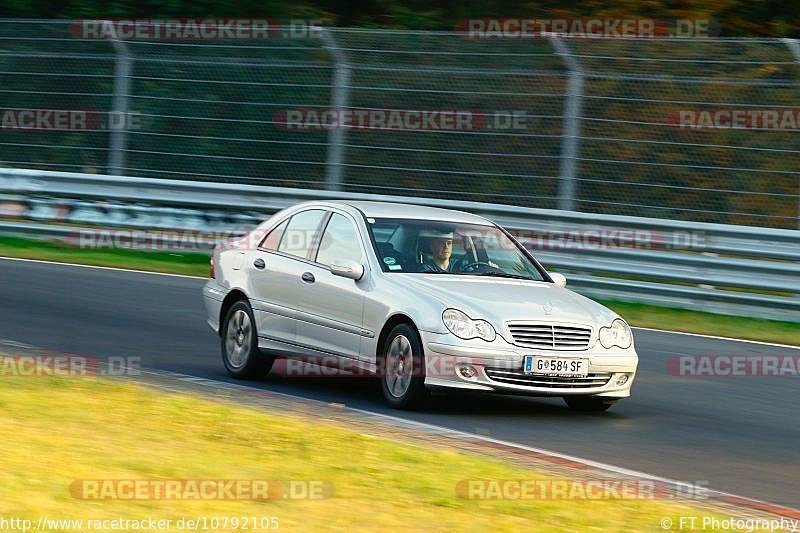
[524,356,588,377]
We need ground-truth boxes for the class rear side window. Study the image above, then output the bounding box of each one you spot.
[316,213,363,266]
[278,209,326,259]
[259,219,288,251]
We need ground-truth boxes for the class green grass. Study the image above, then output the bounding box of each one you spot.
[601,300,800,346]
[0,235,209,276]
[0,376,736,532]
[1,235,797,346]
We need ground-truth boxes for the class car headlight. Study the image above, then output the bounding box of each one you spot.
[599,318,632,349]
[442,309,496,342]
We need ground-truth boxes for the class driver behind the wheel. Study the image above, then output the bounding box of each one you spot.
[419,228,501,273]
[419,229,456,273]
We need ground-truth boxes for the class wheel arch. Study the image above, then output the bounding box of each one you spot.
[376,313,422,355]
[218,288,250,335]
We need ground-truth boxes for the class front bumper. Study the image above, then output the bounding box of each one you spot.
[421,331,638,399]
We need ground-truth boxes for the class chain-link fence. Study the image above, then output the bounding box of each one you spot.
[1,20,799,228]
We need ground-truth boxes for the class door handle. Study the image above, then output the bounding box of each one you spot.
[253,258,266,270]
[301,272,315,283]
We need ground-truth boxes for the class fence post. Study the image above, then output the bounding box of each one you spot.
[107,39,131,176]
[549,37,584,212]
[319,29,351,192]
[783,38,800,230]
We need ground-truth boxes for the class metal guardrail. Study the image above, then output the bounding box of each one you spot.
[1,168,798,322]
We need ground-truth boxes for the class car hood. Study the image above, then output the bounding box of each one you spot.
[395,274,618,330]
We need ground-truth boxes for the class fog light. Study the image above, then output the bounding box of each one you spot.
[457,365,477,379]
[615,374,629,386]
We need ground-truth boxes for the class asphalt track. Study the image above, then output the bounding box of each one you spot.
[1,257,798,508]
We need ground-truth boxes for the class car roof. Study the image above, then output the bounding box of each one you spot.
[320,200,493,225]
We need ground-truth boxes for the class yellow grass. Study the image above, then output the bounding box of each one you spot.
[0,376,738,532]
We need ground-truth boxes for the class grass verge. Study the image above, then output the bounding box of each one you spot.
[0,235,209,276]
[0,376,731,532]
[601,300,800,346]
[0,235,797,346]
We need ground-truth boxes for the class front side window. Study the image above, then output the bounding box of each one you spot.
[316,213,363,266]
[367,218,546,281]
[277,209,326,259]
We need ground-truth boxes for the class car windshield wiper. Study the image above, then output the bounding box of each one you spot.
[474,272,530,280]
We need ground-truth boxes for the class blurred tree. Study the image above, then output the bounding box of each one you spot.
[0,0,797,36]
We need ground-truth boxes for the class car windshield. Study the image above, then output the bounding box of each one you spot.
[367,218,546,281]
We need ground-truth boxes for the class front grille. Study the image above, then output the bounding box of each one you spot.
[507,323,592,350]
[485,367,612,389]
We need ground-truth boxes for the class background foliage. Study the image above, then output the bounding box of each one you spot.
[0,0,798,37]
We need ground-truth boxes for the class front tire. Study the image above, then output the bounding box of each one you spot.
[564,396,616,412]
[380,323,430,409]
[221,300,273,379]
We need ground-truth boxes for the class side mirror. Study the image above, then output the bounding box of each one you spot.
[549,272,567,288]
[330,259,365,281]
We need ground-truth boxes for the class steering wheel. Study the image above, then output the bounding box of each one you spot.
[460,261,500,274]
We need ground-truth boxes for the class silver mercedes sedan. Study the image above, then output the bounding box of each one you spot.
[203,200,638,411]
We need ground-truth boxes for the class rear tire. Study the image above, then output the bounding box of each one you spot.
[380,323,430,410]
[564,396,615,412]
[221,300,273,379]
